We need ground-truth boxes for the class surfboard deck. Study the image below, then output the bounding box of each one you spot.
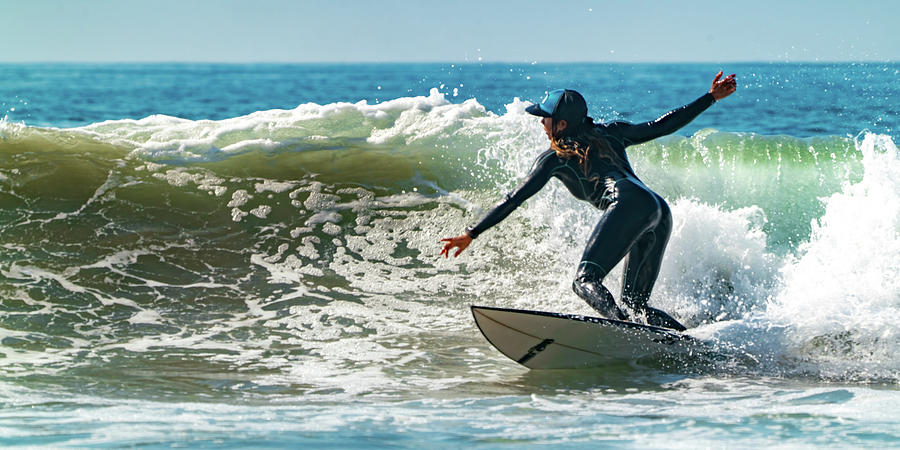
[471,305,706,370]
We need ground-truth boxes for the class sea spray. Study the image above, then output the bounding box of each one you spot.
[766,132,900,379]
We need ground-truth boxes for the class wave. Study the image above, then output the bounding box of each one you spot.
[0,89,865,231]
[1,92,898,383]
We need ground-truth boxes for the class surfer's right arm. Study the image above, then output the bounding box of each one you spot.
[440,150,558,258]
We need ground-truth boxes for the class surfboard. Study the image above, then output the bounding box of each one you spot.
[471,305,705,370]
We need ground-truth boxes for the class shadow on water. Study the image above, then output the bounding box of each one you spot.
[455,337,771,398]
[512,364,692,394]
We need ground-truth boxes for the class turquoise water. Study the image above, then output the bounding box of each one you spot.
[1,63,899,447]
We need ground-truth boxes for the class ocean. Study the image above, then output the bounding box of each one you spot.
[1,62,898,447]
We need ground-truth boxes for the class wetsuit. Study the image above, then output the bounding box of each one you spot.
[466,93,717,331]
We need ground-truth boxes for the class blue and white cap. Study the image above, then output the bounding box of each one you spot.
[525,89,588,123]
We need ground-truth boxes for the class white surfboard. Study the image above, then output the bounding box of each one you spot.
[471,305,705,370]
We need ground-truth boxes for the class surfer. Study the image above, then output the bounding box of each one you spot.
[440,71,737,331]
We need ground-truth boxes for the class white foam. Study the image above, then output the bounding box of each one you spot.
[254,180,297,194]
[48,88,490,162]
[367,89,488,145]
[227,189,250,208]
[763,133,900,377]
[305,211,341,227]
[153,168,226,197]
[657,199,780,325]
[231,208,248,222]
[249,205,271,219]
[127,309,163,325]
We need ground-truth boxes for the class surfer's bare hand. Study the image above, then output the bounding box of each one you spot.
[709,71,737,100]
[440,234,472,258]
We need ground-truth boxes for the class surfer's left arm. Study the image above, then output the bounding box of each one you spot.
[617,71,737,146]
[440,150,557,258]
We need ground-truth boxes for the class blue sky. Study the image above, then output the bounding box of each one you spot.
[2,0,897,62]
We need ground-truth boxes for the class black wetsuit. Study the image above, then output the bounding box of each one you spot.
[466,93,717,331]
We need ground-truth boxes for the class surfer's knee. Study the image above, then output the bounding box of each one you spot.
[574,262,606,284]
[658,200,673,237]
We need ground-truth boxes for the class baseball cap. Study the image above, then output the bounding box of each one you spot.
[525,89,588,124]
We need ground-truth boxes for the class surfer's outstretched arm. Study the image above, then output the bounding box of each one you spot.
[440,150,558,258]
[614,71,737,146]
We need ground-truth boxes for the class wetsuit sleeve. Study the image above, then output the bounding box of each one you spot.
[613,93,716,146]
[466,151,557,239]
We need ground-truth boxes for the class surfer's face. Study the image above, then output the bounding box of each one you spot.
[541,117,567,139]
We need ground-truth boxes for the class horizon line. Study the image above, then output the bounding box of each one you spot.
[1,59,898,65]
